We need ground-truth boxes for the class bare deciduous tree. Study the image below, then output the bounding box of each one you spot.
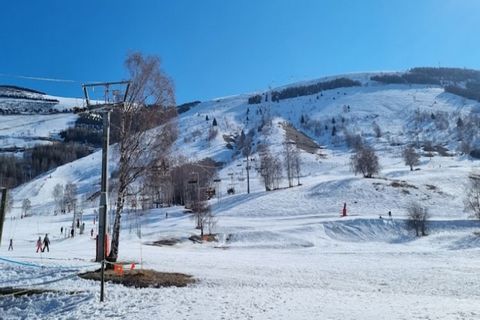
[406,202,429,236]
[459,140,471,155]
[465,173,480,219]
[283,139,296,187]
[402,145,420,171]
[259,146,282,191]
[344,131,364,151]
[21,198,31,217]
[64,182,77,213]
[206,211,218,235]
[272,158,283,189]
[350,145,380,178]
[191,199,210,238]
[373,122,382,138]
[109,52,178,263]
[292,147,302,186]
[52,183,64,214]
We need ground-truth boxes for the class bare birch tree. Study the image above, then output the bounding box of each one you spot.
[108,52,177,263]
[259,147,276,191]
[465,172,480,219]
[64,182,77,213]
[52,183,64,214]
[22,198,31,217]
[191,199,210,238]
[291,146,302,186]
[283,139,295,187]
[402,145,420,171]
[406,202,429,236]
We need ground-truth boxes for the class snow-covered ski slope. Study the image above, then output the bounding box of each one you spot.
[0,86,83,150]
[0,113,78,150]
[9,74,480,218]
[2,73,480,319]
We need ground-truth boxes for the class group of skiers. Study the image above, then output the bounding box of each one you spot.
[379,211,393,220]
[6,234,49,252]
[35,234,50,253]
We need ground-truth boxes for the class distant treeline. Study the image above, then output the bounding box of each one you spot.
[248,77,361,104]
[177,101,201,114]
[59,113,103,147]
[0,85,46,95]
[0,142,93,188]
[445,84,480,102]
[371,67,480,102]
[0,95,59,103]
[371,67,480,86]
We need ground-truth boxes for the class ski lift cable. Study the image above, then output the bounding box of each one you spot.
[0,272,84,298]
[0,269,61,285]
[0,72,77,83]
[0,72,108,85]
[0,255,97,273]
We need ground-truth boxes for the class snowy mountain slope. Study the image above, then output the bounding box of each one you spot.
[0,85,83,114]
[2,72,480,319]
[0,86,83,152]
[8,73,480,217]
[0,113,78,151]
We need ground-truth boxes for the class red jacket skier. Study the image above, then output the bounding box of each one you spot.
[36,236,42,253]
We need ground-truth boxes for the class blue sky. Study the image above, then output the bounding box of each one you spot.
[0,0,479,103]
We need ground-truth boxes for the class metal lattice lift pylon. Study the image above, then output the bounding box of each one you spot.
[82,80,130,303]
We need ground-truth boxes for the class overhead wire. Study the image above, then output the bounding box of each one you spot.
[0,72,107,85]
[0,73,77,84]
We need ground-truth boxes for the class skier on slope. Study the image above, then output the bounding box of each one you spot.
[342,203,347,217]
[42,234,50,252]
[36,236,42,253]
[8,239,13,251]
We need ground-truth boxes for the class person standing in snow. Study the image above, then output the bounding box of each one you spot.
[342,203,347,217]
[42,234,50,252]
[388,211,392,218]
[8,239,13,251]
[36,236,42,253]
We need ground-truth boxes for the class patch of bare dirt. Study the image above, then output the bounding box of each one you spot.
[79,269,195,288]
[281,122,324,155]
